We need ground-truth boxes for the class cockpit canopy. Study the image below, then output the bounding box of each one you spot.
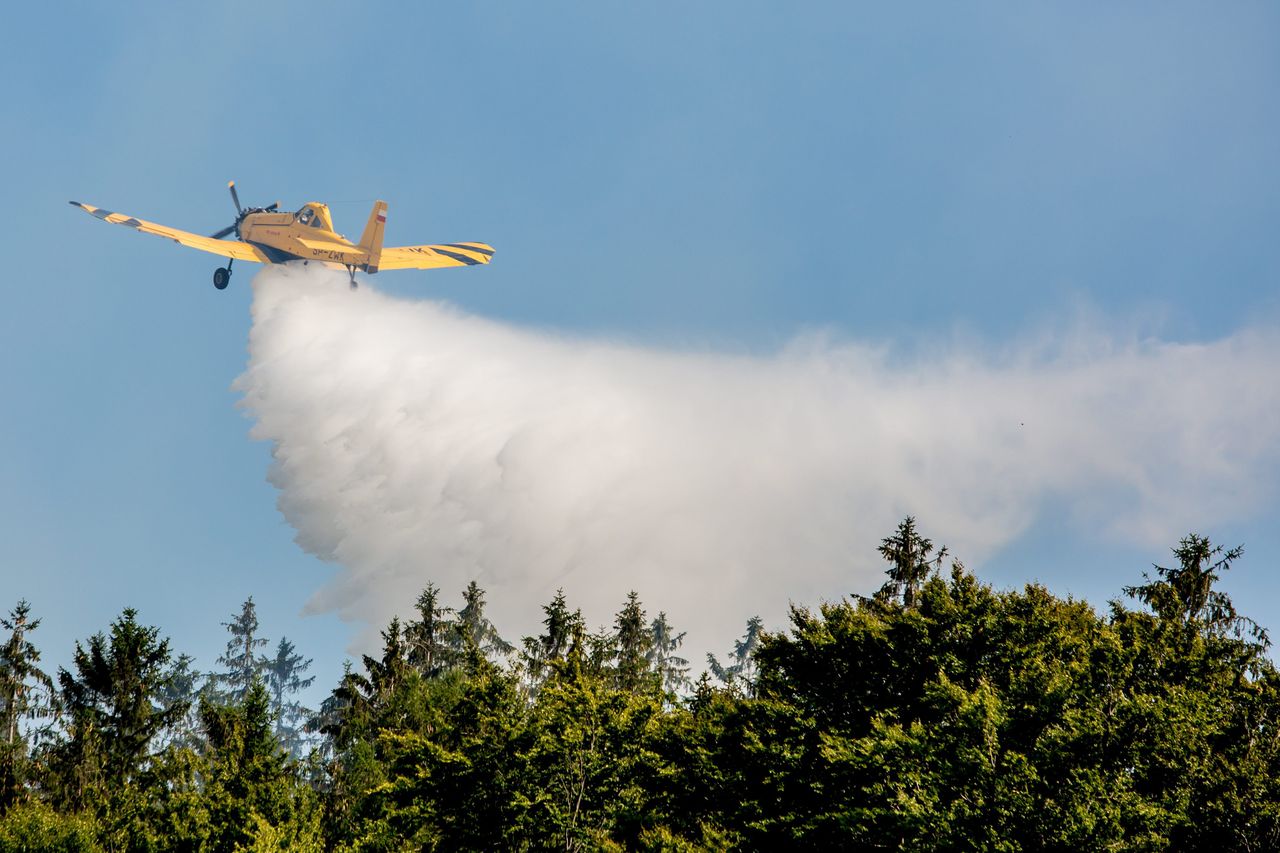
[295,203,333,232]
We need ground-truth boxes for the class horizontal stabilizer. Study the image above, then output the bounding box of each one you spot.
[377,242,495,271]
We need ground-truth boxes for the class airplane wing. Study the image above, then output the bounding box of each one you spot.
[69,201,269,263]
[376,242,495,271]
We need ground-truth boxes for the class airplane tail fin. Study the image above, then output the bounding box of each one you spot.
[358,201,387,273]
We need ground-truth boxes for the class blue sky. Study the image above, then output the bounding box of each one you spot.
[2,3,1278,698]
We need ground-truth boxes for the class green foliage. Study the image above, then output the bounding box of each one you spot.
[215,597,270,704]
[0,801,101,853]
[78,682,323,852]
[518,639,669,849]
[311,532,1280,849]
[521,589,584,697]
[874,515,947,609]
[8,521,1280,850]
[212,599,317,759]
[613,591,653,693]
[706,616,763,694]
[453,581,513,659]
[49,609,188,809]
[183,680,322,852]
[0,601,55,811]
[155,653,208,753]
[342,660,528,850]
[404,583,454,678]
[1124,534,1268,649]
[721,529,1280,850]
[264,638,316,758]
[647,612,690,696]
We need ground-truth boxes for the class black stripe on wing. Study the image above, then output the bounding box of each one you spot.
[431,247,481,265]
[442,243,494,258]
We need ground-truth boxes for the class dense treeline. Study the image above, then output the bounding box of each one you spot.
[2,520,1280,850]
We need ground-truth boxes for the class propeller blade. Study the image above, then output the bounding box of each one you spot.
[227,180,242,214]
[209,224,237,240]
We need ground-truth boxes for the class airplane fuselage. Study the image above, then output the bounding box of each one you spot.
[239,204,369,266]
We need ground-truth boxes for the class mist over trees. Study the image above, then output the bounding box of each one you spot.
[3,520,1280,850]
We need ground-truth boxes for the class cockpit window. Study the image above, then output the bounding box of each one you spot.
[310,215,325,228]
[298,207,313,225]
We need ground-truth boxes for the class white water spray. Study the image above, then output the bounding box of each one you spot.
[236,263,1280,660]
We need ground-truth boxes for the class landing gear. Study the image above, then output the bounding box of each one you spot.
[345,264,358,290]
[213,258,233,290]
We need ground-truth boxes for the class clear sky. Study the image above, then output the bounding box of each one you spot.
[2,3,1278,701]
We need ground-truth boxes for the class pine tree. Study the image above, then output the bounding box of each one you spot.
[364,617,411,706]
[320,618,413,749]
[707,616,764,694]
[613,592,652,693]
[521,590,583,695]
[1124,534,1266,644]
[584,626,616,681]
[195,680,322,851]
[875,516,945,609]
[0,602,54,809]
[647,612,690,695]
[453,582,513,660]
[52,609,188,803]
[155,653,206,752]
[405,583,454,677]
[264,638,316,758]
[215,597,269,703]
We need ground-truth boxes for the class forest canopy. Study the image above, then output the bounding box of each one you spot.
[1,520,1277,851]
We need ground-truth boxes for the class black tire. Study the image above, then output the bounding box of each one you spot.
[213,267,230,290]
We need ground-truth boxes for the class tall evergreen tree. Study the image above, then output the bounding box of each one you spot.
[192,680,322,851]
[318,618,413,750]
[264,638,315,758]
[707,616,764,694]
[154,653,206,752]
[583,626,616,681]
[521,590,583,695]
[875,516,945,609]
[613,592,651,693]
[0,602,54,810]
[1124,534,1266,643]
[453,582,513,659]
[647,612,690,695]
[215,597,269,703]
[51,609,188,805]
[405,583,454,677]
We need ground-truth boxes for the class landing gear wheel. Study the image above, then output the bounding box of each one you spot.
[213,267,231,290]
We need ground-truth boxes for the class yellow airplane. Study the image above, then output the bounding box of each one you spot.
[70,181,493,289]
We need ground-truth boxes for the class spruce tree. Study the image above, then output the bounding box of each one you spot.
[264,638,315,758]
[453,582,513,659]
[0,602,54,809]
[521,590,583,694]
[1124,534,1266,644]
[215,597,269,703]
[405,583,454,677]
[647,612,690,695]
[707,616,763,694]
[613,592,651,693]
[53,609,188,802]
[875,516,945,609]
